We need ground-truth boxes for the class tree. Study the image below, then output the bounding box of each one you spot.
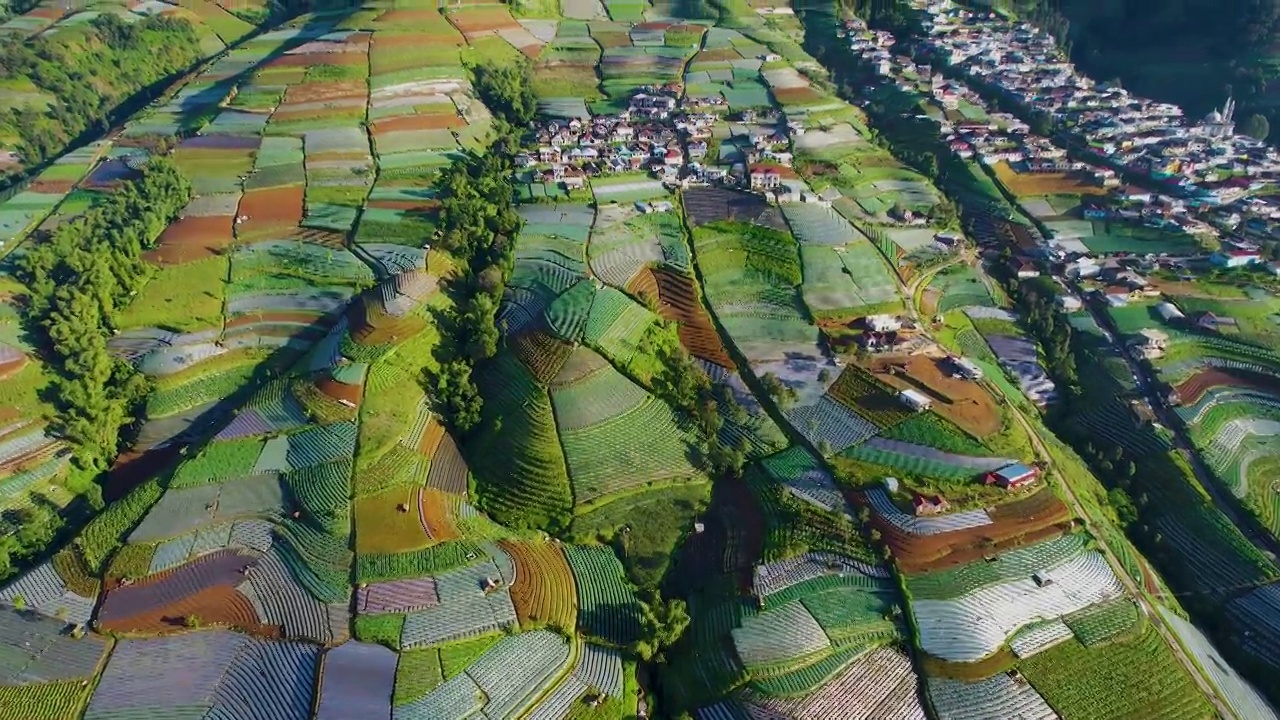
[1242,113,1271,140]
[471,60,537,126]
[631,595,690,661]
[434,360,483,432]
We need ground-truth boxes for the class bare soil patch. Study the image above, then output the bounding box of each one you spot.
[991,161,1107,197]
[861,352,1002,437]
[372,113,464,134]
[860,487,1072,573]
[146,215,235,264]
[1175,367,1280,406]
[237,185,304,237]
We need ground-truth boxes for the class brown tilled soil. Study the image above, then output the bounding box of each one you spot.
[266,51,366,69]
[1175,367,1280,406]
[98,550,281,637]
[372,114,465,133]
[237,185,304,236]
[418,488,460,542]
[349,299,428,346]
[418,418,445,456]
[862,353,1003,438]
[695,48,743,62]
[106,448,182,503]
[283,81,367,105]
[991,161,1108,197]
[501,540,576,629]
[860,488,1073,573]
[99,584,282,638]
[511,328,574,385]
[446,7,521,34]
[282,227,347,248]
[223,311,324,330]
[27,180,75,194]
[771,86,824,105]
[0,353,27,381]
[146,215,234,264]
[628,266,733,369]
[317,377,363,405]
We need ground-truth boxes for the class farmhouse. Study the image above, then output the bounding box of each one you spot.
[1210,249,1261,268]
[1057,295,1082,312]
[948,355,984,380]
[899,389,934,412]
[1155,302,1185,322]
[1129,328,1169,359]
[984,463,1039,490]
[865,314,903,333]
[913,493,951,516]
[1194,311,1238,333]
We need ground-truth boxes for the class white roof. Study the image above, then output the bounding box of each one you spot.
[900,389,933,405]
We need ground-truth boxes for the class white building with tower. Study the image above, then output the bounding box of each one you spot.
[1201,96,1236,139]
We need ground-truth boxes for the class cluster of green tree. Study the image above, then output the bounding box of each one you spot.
[470,60,537,129]
[0,503,62,583]
[994,270,1082,400]
[637,322,750,477]
[0,14,202,183]
[16,157,191,470]
[428,59,533,433]
[630,591,690,662]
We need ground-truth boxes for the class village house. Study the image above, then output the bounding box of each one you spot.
[913,493,951,516]
[749,166,782,190]
[899,389,934,412]
[1194,311,1238,333]
[1129,328,1169,359]
[948,355,984,380]
[1210,248,1261,268]
[983,463,1039,490]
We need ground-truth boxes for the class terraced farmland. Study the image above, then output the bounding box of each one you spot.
[0,1,1265,718]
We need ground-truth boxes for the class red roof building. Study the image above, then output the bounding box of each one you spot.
[913,493,950,516]
[984,463,1039,490]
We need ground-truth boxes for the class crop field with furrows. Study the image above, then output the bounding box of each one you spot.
[912,550,1125,663]
[1022,624,1214,720]
[467,351,574,531]
[826,365,914,429]
[559,392,707,503]
[742,644,927,720]
[628,266,734,369]
[564,544,643,645]
[501,540,578,630]
[1,2,1259,718]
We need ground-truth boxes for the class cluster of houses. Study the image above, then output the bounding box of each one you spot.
[845,1,1280,277]
[517,85,815,194]
[915,0,1280,206]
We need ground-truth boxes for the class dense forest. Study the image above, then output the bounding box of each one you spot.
[992,0,1280,137]
[17,156,191,471]
[427,59,532,433]
[0,13,203,181]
